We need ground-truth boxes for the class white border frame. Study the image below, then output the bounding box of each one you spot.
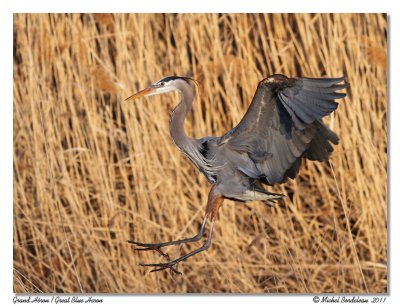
[2,1,398,305]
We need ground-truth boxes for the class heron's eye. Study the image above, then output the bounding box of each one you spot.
[160,81,166,86]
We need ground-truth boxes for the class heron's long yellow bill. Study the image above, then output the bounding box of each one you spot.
[124,87,156,102]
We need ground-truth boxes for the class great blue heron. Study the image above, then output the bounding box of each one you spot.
[125,74,347,274]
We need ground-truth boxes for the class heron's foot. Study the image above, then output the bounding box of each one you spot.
[140,261,182,275]
[128,240,170,260]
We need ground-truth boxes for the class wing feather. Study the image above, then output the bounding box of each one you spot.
[220,74,347,184]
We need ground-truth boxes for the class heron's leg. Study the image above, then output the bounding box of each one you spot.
[141,220,216,274]
[128,218,207,259]
[139,186,224,274]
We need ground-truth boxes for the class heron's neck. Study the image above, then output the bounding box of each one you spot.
[169,82,196,153]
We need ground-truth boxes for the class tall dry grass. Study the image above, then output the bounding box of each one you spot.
[13,13,387,293]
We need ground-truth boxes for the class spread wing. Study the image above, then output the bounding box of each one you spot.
[220,74,347,184]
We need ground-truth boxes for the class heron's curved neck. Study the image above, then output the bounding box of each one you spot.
[169,81,196,152]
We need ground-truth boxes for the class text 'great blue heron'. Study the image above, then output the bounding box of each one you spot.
[125,74,348,274]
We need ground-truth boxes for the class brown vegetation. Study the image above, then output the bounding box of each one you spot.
[13,13,387,293]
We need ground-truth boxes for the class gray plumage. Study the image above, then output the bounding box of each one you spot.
[125,73,347,273]
[162,74,347,201]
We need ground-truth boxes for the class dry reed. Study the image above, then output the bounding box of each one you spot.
[13,13,387,293]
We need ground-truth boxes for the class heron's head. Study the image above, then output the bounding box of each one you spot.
[125,76,195,102]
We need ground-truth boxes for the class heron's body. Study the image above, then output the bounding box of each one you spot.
[126,74,347,274]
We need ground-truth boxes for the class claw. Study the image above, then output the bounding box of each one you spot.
[140,262,182,275]
[153,266,182,275]
[128,240,170,260]
[127,240,153,247]
[135,246,170,260]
